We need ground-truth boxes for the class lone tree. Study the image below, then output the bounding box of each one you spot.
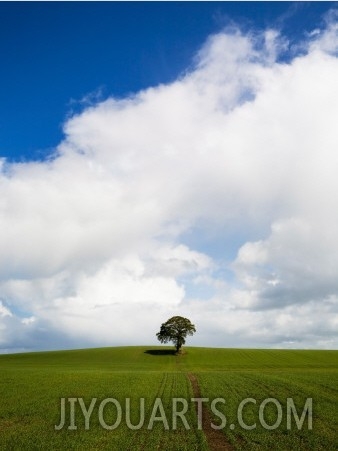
[156,316,196,354]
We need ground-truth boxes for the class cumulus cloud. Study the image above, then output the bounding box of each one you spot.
[1,14,338,351]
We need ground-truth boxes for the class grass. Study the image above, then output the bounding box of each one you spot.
[0,346,337,450]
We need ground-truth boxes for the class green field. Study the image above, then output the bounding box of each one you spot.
[0,346,337,450]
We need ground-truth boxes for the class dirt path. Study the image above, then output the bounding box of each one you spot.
[187,373,235,451]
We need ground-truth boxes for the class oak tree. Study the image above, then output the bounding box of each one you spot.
[156,316,196,353]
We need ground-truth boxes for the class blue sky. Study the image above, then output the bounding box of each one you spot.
[0,2,333,161]
[1,2,338,353]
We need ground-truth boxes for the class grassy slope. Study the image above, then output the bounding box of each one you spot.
[0,346,337,450]
[2,346,337,370]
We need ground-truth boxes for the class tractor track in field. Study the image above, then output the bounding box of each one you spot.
[128,372,169,451]
[187,373,235,451]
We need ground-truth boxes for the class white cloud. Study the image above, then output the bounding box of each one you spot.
[1,15,338,351]
[21,316,35,325]
[233,216,338,311]
[0,301,12,318]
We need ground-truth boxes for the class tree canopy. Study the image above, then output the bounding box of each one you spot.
[156,316,196,353]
